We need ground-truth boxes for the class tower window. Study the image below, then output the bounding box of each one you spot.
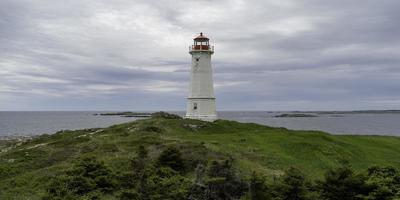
[193,103,198,110]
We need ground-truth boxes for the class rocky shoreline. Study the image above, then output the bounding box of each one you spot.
[0,135,36,141]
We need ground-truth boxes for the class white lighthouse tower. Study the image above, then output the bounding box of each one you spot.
[186,33,217,121]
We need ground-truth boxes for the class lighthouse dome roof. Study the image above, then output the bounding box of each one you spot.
[194,32,209,41]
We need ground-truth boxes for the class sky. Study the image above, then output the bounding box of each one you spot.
[1,0,400,111]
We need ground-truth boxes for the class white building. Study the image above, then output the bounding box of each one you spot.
[186,33,217,121]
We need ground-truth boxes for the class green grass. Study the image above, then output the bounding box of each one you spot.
[1,117,400,199]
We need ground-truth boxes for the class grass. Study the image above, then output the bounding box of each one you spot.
[1,116,400,199]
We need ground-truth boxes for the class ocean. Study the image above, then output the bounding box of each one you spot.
[0,111,399,137]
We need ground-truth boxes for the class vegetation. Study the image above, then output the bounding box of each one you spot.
[1,112,400,199]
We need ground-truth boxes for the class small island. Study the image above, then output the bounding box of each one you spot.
[94,112,152,118]
[316,110,400,114]
[274,113,319,118]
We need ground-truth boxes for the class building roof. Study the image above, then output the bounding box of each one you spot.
[194,32,209,41]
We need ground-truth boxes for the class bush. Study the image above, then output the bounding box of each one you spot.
[157,146,185,172]
[0,165,16,179]
[151,112,182,119]
[249,171,270,200]
[146,167,191,200]
[70,157,116,192]
[43,175,76,200]
[273,167,309,200]
[206,159,248,200]
[366,166,400,200]
[119,189,139,200]
[317,163,370,200]
[141,126,163,133]
[44,157,117,199]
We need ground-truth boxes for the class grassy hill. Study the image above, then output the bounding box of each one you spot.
[1,113,400,199]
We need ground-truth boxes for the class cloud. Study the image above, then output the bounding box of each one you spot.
[0,0,399,111]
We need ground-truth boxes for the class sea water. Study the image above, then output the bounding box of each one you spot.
[0,111,399,137]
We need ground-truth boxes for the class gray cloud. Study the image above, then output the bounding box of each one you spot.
[0,0,399,111]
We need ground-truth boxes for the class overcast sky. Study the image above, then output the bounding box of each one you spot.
[1,0,400,111]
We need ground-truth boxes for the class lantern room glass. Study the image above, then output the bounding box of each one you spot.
[194,41,209,46]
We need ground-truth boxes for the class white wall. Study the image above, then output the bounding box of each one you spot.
[186,50,217,121]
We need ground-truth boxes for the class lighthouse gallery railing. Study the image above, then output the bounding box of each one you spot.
[189,45,214,51]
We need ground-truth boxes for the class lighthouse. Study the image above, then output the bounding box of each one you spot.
[186,33,217,121]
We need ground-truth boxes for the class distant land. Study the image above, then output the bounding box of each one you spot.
[291,110,400,114]
[93,112,152,117]
[271,110,400,118]
[94,110,400,118]
[273,113,319,118]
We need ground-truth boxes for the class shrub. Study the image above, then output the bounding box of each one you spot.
[146,167,191,200]
[274,167,308,200]
[0,165,16,179]
[44,157,117,199]
[249,171,270,200]
[366,166,400,200]
[157,146,185,172]
[141,126,163,133]
[317,163,370,200]
[119,189,139,200]
[43,175,76,200]
[151,112,182,119]
[205,159,248,200]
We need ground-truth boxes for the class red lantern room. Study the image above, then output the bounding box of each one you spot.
[189,32,214,53]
